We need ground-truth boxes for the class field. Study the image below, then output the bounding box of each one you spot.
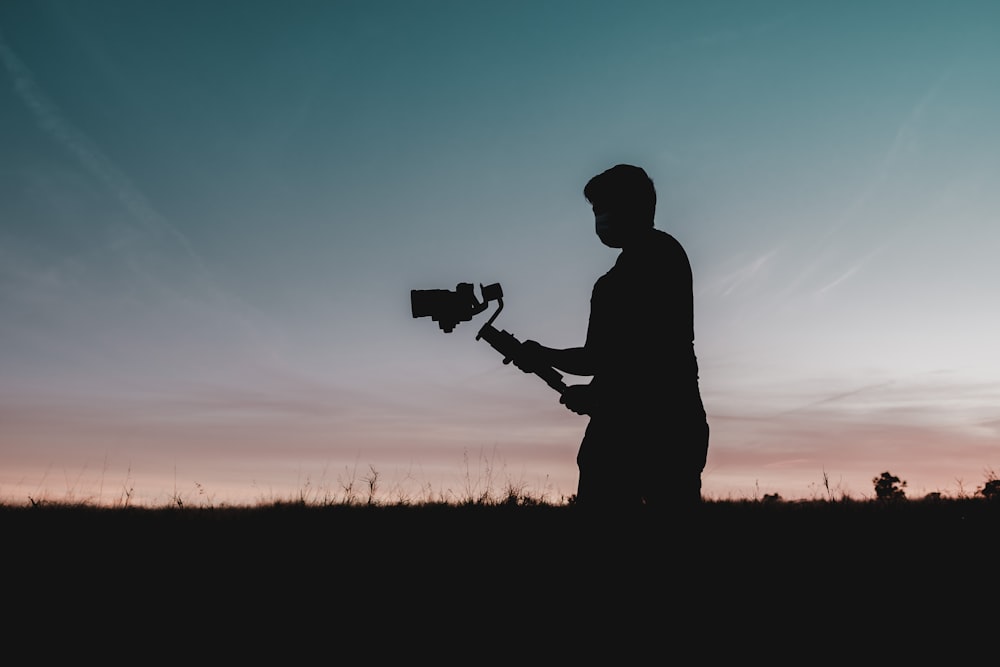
[5,497,997,659]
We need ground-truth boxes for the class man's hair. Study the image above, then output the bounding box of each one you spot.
[583,164,656,224]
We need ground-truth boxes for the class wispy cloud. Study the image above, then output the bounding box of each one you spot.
[810,245,885,298]
[743,71,952,315]
[777,380,897,415]
[825,71,952,244]
[704,248,779,298]
[0,32,192,252]
[813,263,860,296]
[879,76,946,175]
[668,11,800,50]
[0,29,282,359]
[703,373,1000,499]
[776,74,951,303]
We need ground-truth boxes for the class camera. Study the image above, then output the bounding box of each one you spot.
[410,281,566,394]
[411,282,502,333]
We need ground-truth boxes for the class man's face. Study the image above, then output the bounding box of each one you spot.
[594,206,625,248]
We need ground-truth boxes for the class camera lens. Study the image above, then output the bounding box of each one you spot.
[410,289,439,319]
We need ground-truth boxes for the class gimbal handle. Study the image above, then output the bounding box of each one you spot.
[476,323,566,394]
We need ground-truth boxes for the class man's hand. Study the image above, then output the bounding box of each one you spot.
[559,384,596,416]
[512,339,547,374]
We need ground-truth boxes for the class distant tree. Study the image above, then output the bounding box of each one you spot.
[873,471,907,501]
[978,479,1000,500]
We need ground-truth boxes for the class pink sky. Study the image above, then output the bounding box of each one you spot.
[3,365,998,506]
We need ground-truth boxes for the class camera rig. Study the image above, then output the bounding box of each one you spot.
[410,282,566,394]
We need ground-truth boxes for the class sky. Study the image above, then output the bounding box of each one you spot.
[2,0,999,506]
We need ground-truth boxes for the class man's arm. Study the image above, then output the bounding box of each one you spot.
[515,341,596,377]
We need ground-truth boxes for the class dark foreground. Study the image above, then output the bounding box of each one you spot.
[6,498,998,658]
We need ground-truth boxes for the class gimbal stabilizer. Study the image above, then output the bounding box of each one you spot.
[410,282,566,394]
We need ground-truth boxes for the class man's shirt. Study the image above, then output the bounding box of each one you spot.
[585,227,702,416]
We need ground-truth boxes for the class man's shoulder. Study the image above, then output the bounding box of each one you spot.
[626,228,689,264]
[650,227,685,250]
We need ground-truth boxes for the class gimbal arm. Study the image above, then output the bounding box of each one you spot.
[475,298,566,394]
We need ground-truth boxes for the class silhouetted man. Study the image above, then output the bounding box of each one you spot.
[516,164,709,508]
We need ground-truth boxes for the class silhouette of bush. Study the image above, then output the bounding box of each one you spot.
[873,471,907,501]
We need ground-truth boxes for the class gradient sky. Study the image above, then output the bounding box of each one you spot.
[2,0,999,505]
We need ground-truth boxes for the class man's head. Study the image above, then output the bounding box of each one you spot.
[584,164,656,248]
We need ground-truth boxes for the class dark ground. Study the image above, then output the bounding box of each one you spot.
[5,499,997,659]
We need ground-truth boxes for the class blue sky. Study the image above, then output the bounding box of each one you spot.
[2,0,999,504]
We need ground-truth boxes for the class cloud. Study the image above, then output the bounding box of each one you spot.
[702,248,779,298]
[700,370,1000,498]
[0,31,263,316]
[821,71,952,245]
[813,263,859,296]
[0,29,297,375]
[880,75,948,175]
[0,30,200,264]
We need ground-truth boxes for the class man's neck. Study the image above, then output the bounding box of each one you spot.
[619,226,657,251]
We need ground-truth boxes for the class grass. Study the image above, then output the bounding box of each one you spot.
[6,461,1000,509]
[7,446,573,509]
[6,479,998,551]
[5,477,996,657]
[6,465,998,577]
